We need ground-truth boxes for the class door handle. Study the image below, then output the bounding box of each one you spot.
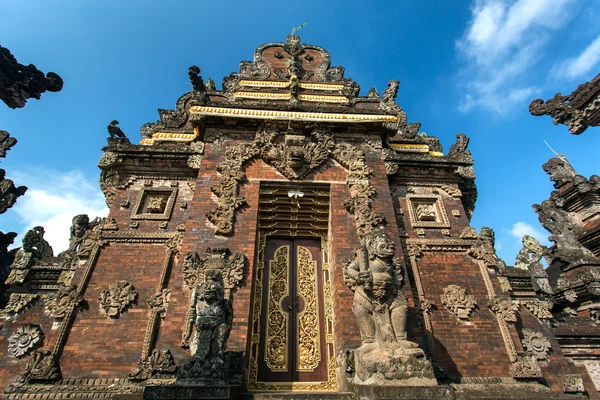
[287,301,298,311]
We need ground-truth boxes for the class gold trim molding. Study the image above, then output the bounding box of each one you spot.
[190,106,397,123]
[239,80,344,91]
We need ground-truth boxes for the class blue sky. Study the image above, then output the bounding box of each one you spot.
[1,0,599,264]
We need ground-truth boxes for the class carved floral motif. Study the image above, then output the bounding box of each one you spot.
[44,284,84,319]
[147,289,171,319]
[0,293,38,320]
[129,348,177,380]
[99,281,138,318]
[523,300,553,319]
[521,328,551,361]
[511,354,542,378]
[8,324,44,358]
[441,285,477,320]
[564,374,585,393]
[487,294,519,322]
[182,247,245,296]
[19,350,61,382]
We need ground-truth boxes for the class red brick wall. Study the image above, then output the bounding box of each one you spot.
[415,251,511,377]
[60,243,168,377]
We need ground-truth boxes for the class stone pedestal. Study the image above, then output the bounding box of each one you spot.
[143,383,241,400]
[352,343,436,386]
[350,384,455,400]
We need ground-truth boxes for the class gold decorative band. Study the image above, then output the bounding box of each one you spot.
[190,106,397,123]
[139,130,199,145]
[239,80,289,88]
[234,91,290,100]
[299,82,344,90]
[233,92,349,104]
[298,94,348,104]
[238,80,345,91]
[389,143,430,153]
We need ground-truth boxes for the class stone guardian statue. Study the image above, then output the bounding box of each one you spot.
[344,230,435,385]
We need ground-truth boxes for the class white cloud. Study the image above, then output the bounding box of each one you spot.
[9,169,109,253]
[552,33,600,80]
[456,0,576,114]
[509,221,548,244]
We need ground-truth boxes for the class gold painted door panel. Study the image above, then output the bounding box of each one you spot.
[250,237,334,389]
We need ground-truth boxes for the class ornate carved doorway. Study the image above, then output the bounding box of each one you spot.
[248,184,336,391]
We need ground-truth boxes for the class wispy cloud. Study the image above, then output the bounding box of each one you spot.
[9,169,109,253]
[509,221,549,245]
[551,33,600,81]
[456,0,576,114]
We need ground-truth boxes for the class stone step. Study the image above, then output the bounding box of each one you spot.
[240,393,354,400]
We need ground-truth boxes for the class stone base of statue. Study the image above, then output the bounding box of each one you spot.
[351,342,437,386]
[143,383,240,400]
[350,384,455,400]
[143,352,244,400]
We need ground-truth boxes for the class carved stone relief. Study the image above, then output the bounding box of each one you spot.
[522,300,553,319]
[6,226,53,284]
[207,124,383,236]
[43,284,84,319]
[19,350,61,383]
[147,289,171,319]
[521,328,551,361]
[0,45,63,109]
[131,187,177,220]
[511,354,542,378]
[447,133,473,163]
[533,198,598,268]
[99,281,138,318]
[441,285,477,320]
[564,374,585,393]
[0,293,39,320]
[585,361,600,391]
[181,247,245,297]
[379,80,410,138]
[515,235,553,294]
[129,348,177,380]
[467,227,506,274]
[406,194,449,228]
[487,294,519,322]
[8,324,44,358]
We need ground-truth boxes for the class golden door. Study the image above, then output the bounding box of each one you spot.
[248,237,336,391]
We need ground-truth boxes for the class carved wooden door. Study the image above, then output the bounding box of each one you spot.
[256,237,329,384]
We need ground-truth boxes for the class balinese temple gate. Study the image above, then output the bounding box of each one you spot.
[1,34,599,400]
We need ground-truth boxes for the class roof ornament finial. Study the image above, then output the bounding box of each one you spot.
[285,24,306,57]
[291,22,306,37]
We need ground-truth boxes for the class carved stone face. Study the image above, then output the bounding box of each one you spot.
[286,147,305,170]
[372,278,392,300]
[365,231,396,259]
[284,135,306,171]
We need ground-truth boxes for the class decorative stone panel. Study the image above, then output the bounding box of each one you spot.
[406,193,450,228]
[511,354,542,378]
[487,294,519,322]
[131,187,177,220]
[8,324,44,358]
[441,284,477,320]
[522,300,553,319]
[585,361,600,391]
[99,280,138,318]
[564,374,585,393]
[521,328,551,360]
